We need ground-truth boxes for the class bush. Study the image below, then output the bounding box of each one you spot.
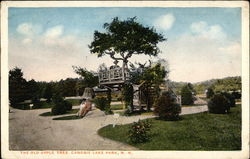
[221,92,235,107]
[122,84,134,108]
[94,97,109,111]
[51,93,70,115]
[206,87,214,98]
[64,100,73,111]
[232,91,241,99]
[51,101,67,115]
[128,120,152,144]
[181,85,194,105]
[208,93,230,114]
[154,91,181,121]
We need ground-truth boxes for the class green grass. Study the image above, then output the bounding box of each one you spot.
[39,109,79,117]
[14,99,81,110]
[53,115,82,120]
[15,101,53,110]
[110,104,124,110]
[98,105,241,150]
[65,99,81,106]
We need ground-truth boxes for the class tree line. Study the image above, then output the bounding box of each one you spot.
[9,67,95,107]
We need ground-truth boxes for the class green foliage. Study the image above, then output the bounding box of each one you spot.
[221,92,236,107]
[27,79,40,103]
[44,84,53,102]
[154,91,181,121]
[192,76,241,94]
[98,106,241,150]
[89,17,165,61]
[122,84,134,108]
[206,87,214,98]
[73,66,98,88]
[94,97,109,111]
[181,85,194,105]
[9,67,28,107]
[128,120,152,144]
[64,100,73,111]
[232,91,241,99]
[208,93,230,114]
[51,93,71,115]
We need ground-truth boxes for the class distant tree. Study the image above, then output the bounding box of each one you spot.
[27,79,39,103]
[89,17,166,79]
[9,67,28,106]
[43,83,53,102]
[181,85,194,105]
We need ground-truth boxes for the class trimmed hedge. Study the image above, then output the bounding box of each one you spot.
[208,93,230,114]
[154,91,181,120]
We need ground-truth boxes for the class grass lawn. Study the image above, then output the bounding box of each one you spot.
[15,101,53,110]
[110,104,124,110]
[65,99,81,106]
[98,105,241,150]
[14,99,81,110]
[39,109,79,117]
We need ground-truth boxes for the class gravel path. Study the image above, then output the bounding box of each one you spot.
[9,100,208,150]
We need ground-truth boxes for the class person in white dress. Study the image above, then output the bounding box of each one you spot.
[77,100,86,117]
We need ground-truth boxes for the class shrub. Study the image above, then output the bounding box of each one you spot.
[128,120,152,144]
[221,92,236,107]
[154,91,181,121]
[64,100,73,111]
[51,101,67,115]
[232,91,241,100]
[206,87,214,98]
[208,93,230,114]
[181,85,194,105]
[122,84,134,109]
[94,97,109,111]
[51,92,68,115]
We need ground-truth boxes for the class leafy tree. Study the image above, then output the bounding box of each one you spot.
[89,17,166,79]
[181,85,194,105]
[73,66,98,88]
[130,62,167,111]
[9,67,28,106]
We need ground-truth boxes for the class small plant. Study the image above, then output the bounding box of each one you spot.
[94,97,113,114]
[154,91,181,121]
[128,120,152,144]
[208,93,230,114]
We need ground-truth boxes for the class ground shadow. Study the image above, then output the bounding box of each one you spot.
[40,109,79,117]
[53,115,82,120]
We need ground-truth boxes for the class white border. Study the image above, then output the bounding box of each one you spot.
[1,1,249,159]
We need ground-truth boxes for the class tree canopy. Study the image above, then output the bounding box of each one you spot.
[89,17,166,65]
[72,66,98,88]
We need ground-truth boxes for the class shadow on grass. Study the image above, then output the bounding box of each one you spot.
[39,109,79,117]
[53,115,82,120]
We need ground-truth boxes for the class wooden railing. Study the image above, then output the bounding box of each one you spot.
[98,67,130,84]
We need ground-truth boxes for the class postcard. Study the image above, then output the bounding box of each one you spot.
[1,1,249,159]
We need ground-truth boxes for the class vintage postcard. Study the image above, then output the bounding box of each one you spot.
[1,1,249,159]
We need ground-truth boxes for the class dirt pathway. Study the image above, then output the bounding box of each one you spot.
[9,103,208,150]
